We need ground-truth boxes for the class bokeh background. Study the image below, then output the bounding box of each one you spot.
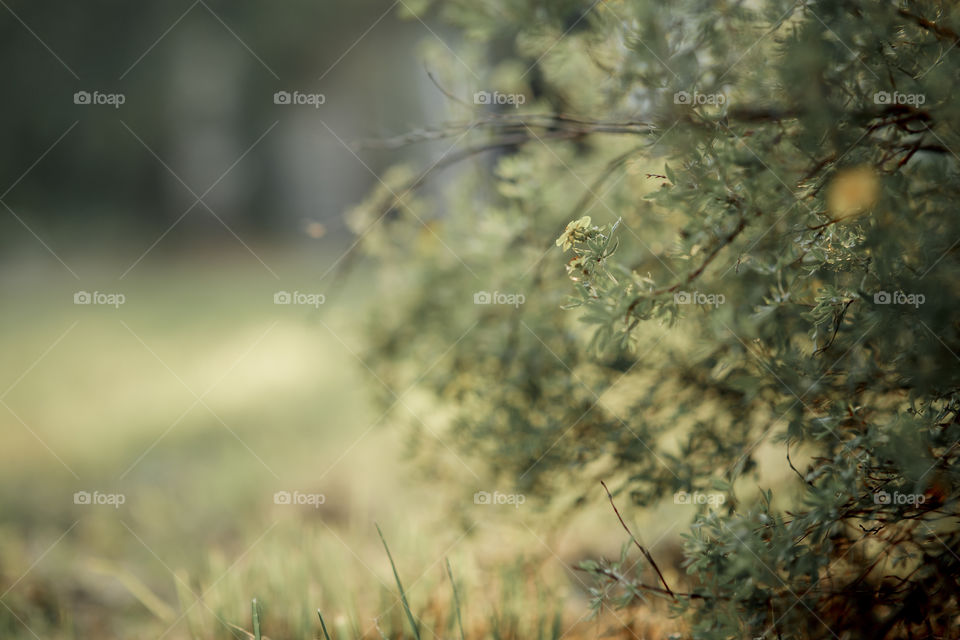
[0,2,687,639]
[0,0,439,246]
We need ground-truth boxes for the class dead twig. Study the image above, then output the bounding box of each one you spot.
[600,480,676,599]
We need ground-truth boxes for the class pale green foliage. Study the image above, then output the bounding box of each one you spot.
[359,1,960,637]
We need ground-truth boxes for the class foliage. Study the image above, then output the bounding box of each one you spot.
[358,1,960,638]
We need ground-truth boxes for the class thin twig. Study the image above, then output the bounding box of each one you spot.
[353,113,656,150]
[600,480,676,599]
[576,566,721,600]
[787,441,814,487]
[813,298,855,355]
[425,69,477,110]
[625,217,748,330]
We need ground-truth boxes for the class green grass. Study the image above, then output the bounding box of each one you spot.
[0,249,406,638]
[376,523,421,640]
[0,248,687,639]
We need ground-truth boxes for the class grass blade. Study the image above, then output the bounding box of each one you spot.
[317,610,332,640]
[375,523,421,640]
[251,599,262,640]
[445,558,466,640]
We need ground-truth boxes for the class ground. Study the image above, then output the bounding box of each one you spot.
[0,245,688,639]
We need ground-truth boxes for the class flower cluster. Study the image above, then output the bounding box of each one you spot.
[555,216,597,251]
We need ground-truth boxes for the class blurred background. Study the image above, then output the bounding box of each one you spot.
[0,2,684,639]
[0,2,449,638]
[0,0,439,250]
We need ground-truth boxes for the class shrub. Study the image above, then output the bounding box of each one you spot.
[356,2,960,637]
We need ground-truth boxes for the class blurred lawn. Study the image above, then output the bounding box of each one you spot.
[0,247,702,639]
[0,248,419,638]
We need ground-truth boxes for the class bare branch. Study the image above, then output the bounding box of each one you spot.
[600,480,676,599]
